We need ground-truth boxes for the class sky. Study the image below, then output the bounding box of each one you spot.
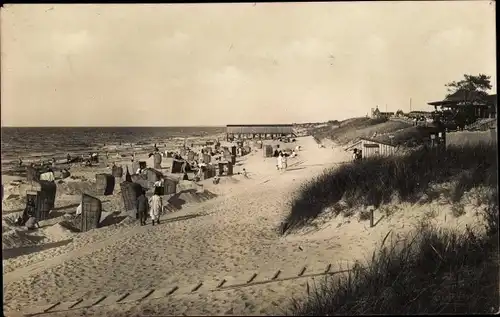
[0,2,496,127]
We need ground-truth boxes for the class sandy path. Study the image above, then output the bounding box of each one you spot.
[3,136,486,316]
[4,136,346,313]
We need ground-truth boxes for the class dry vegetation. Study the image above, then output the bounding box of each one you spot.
[284,143,497,232]
[309,117,412,145]
[284,142,498,315]
[288,217,498,314]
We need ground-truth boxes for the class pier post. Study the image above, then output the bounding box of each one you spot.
[370,209,374,228]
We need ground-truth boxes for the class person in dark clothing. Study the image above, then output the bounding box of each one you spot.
[17,199,36,226]
[125,166,133,182]
[356,150,362,161]
[136,189,149,226]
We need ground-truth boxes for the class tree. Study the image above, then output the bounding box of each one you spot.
[443,74,493,129]
[396,109,404,117]
[445,74,492,102]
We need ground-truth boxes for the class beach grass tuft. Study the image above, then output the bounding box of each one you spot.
[287,218,499,315]
[284,143,497,233]
[284,141,498,315]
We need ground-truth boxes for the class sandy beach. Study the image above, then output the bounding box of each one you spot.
[2,135,487,316]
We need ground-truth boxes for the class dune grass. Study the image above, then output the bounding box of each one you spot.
[284,143,497,232]
[284,141,498,315]
[287,215,499,315]
[310,117,412,145]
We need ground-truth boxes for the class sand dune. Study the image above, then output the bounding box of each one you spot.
[2,136,487,316]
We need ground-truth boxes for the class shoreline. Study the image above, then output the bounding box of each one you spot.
[1,133,226,172]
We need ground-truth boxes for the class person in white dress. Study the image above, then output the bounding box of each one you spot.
[149,192,163,226]
[277,152,283,171]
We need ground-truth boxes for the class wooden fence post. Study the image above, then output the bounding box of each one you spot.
[370,209,374,228]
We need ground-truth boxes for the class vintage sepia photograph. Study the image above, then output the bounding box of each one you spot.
[1,2,498,316]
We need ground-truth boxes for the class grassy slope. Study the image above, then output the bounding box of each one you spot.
[309,117,413,145]
[288,220,498,314]
[284,141,498,315]
[284,143,497,232]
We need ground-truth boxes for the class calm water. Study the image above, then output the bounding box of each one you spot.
[1,126,225,162]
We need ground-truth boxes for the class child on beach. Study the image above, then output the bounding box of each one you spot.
[25,216,40,230]
[149,191,162,226]
[281,153,288,170]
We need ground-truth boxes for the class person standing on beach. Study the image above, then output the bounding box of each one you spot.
[356,150,362,161]
[125,166,132,182]
[136,189,149,226]
[277,152,283,171]
[281,152,288,170]
[149,191,162,226]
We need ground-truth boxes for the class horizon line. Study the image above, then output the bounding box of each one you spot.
[0,121,335,128]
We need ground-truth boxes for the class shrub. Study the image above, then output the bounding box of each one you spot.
[283,143,497,233]
[287,221,499,315]
[358,210,371,222]
[451,203,466,218]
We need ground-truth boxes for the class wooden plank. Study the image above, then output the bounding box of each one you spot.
[46,300,82,312]
[191,282,203,293]
[72,296,105,309]
[95,293,129,306]
[20,304,56,316]
[324,264,332,274]
[220,274,247,288]
[119,289,155,303]
[167,286,179,295]
[273,267,297,280]
[251,270,279,284]
[42,302,61,313]
[246,273,258,284]
[297,266,307,277]
[89,295,107,307]
[149,287,177,300]
[216,279,227,288]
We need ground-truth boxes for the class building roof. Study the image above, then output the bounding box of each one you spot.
[226,125,294,134]
[226,124,293,127]
[345,140,363,151]
[428,92,495,107]
[359,137,397,148]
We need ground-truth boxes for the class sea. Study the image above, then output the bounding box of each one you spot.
[1,126,225,168]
